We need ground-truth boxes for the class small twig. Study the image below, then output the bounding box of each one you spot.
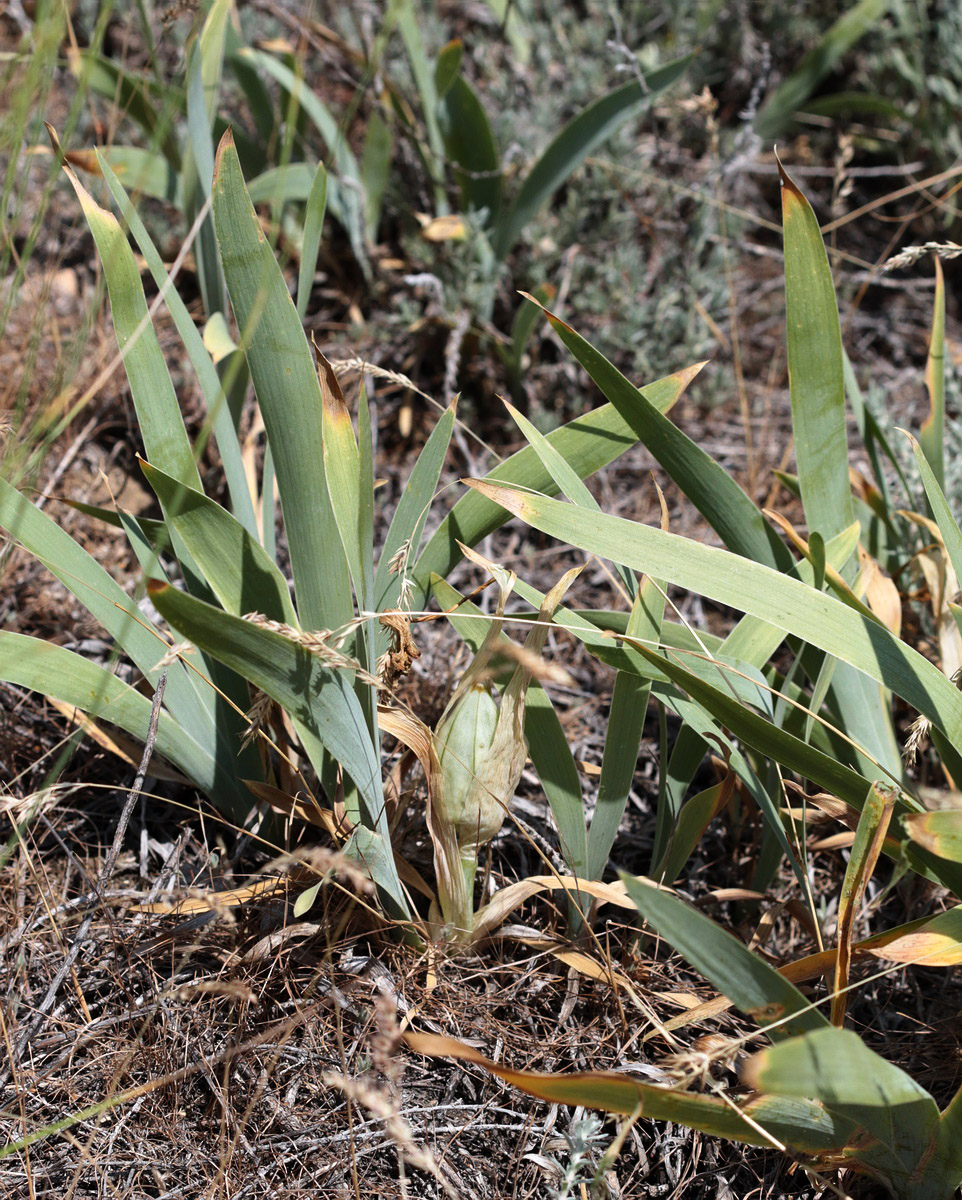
[8,673,168,1069]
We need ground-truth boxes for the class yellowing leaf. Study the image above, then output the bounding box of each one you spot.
[417,213,468,241]
[903,810,962,864]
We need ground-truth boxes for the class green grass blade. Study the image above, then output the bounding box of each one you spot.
[755,0,891,139]
[90,146,181,204]
[622,874,831,1038]
[213,130,352,631]
[655,777,732,886]
[781,169,896,787]
[470,483,962,754]
[934,1088,962,1195]
[238,47,367,268]
[844,350,911,515]
[411,365,697,609]
[296,163,327,322]
[394,0,447,213]
[921,258,947,492]
[77,52,183,167]
[0,477,211,731]
[317,351,366,611]
[360,108,392,241]
[503,396,636,598]
[247,163,317,204]
[780,161,900,778]
[184,45,227,318]
[493,54,691,261]
[906,431,962,599]
[356,385,377,733]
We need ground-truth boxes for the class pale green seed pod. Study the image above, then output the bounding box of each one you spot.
[434,679,519,850]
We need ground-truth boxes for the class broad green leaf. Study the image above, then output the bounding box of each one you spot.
[780,163,900,778]
[433,38,463,100]
[213,131,352,631]
[744,1026,941,1195]
[357,385,376,620]
[147,579,374,805]
[75,52,183,166]
[755,0,892,139]
[227,26,275,148]
[196,0,230,115]
[237,48,367,268]
[655,775,733,887]
[499,284,555,401]
[492,55,691,261]
[147,579,409,918]
[524,686,588,878]
[404,1030,854,1153]
[844,351,909,521]
[66,500,166,543]
[356,386,377,734]
[935,1088,962,1191]
[0,633,248,814]
[395,0,448,211]
[318,350,364,605]
[622,875,831,1039]
[344,825,412,924]
[606,625,878,807]
[411,364,698,609]
[69,145,181,204]
[464,483,962,750]
[531,298,785,569]
[247,162,317,204]
[374,401,456,616]
[0,476,213,734]
[587,578,663,879]
[801,91,906,121]
[184,45,226,318]
[780,158,854,542]
[59,158,199,491]
[296,162,327,321]
[360,108,392,240]
[139,459,297,626]
[438,75,502,224]
[490,575,806,883]
[98,154,256,535]
[503,395,635,599]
